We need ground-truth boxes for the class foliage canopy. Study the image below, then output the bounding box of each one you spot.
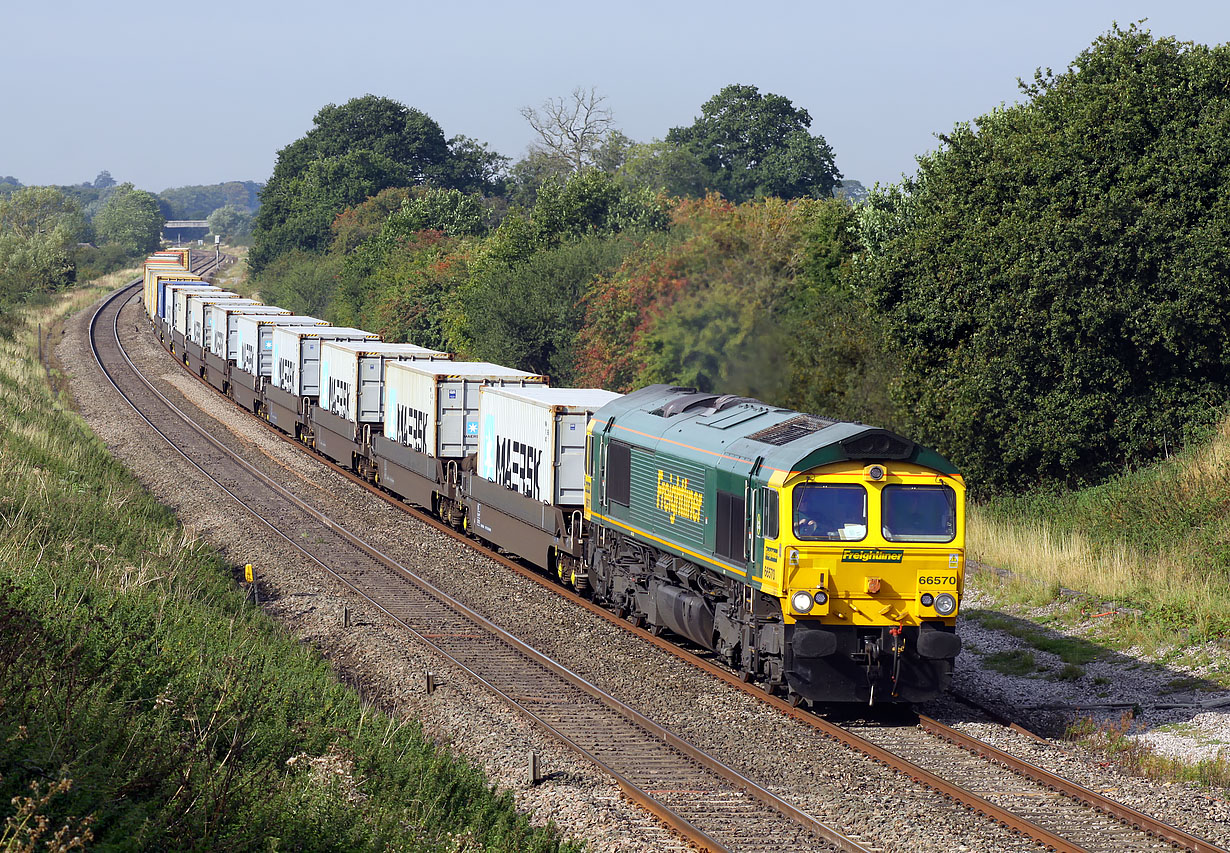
[859,24,1230,493]
[666,84,841,203]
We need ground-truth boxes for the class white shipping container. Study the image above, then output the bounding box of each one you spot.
[166,285,219,334]
[155,279,203,322]
[186,292,247,347]
[383,361,547,459]
[234,315,328,379]
[319,341,450,425]
[205,304,289,358]
[175,287,231,340]
[271,326,381,397]
[478,386,621,505]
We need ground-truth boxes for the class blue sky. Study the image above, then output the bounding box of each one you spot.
[4,1,1229,192]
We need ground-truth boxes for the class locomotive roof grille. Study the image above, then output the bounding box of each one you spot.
[840,430,915,460]
[747,414,836,446]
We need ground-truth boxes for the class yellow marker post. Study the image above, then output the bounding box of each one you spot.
[244,563,254,583]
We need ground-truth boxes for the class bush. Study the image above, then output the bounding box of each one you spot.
[858,25,1230,494]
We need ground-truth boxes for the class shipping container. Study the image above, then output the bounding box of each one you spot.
[383,361,547,459]
[185,292,247,346]
[319,341,450,425]
[173,286,229,339]
[144,266,194,319]
[155,278,203,322]
[270,326,382,397]
[477,386,621,505]
[233,315,329,379]
[163,284,217,332]
[206,304,289,358]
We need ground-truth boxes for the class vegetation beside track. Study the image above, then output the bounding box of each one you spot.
[0,279,578,851]
[966,411,1230,656]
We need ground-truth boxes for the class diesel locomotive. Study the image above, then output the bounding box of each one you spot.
[142,253,964,705]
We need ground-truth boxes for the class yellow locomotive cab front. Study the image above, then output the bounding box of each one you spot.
[759,459,965,703]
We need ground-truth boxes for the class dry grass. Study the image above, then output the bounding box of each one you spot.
[968,410,1230,648]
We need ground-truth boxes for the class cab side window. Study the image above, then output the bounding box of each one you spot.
[761,488,779,539]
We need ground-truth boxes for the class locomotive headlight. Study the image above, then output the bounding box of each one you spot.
[864,464,886,482]
[920,593,934,607]
[934,593,957,616]
[791,591,814,613]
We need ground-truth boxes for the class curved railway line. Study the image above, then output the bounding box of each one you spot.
[85,253,1227,853]
[93,263,869,853]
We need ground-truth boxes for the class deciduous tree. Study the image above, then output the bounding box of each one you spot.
[92,183,162,255]
[521,87,616,175]
[666,84,841,202]
[859,24,1230,493]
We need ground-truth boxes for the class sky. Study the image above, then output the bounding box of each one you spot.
[4,1,1230,193]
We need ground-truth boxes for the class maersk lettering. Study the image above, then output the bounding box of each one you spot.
[493,436,543,500]
[278,357,296,393]
[395,403,429,451]
[241,343,255,375]
[329,376,351,417]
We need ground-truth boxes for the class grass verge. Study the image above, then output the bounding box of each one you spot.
[0,280,577,851]
[1066,713,1230,789]
[967,415,1230,651]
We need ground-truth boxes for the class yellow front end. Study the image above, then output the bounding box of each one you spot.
[761,461,965,628]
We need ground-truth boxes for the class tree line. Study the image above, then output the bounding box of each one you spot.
[200,25,1230,495]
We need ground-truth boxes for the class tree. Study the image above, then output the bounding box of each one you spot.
[0,186,85,310]
[250,95,456,272]
[521,87,616,175]
[94,183,163,255]
[0,186,85,242]
[383,189,487,238]
[462,235,636,381]
[329,187,415,255]
[575,195,868,407]
[618,140,712,198]
[666,84,841,202]
[442,135,509,196]
[858,24,1230,493]
[93,170,116,189]
[206,205,252,241]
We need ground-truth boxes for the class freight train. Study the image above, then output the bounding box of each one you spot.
[140,253,965,705]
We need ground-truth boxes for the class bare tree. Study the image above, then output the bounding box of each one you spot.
[520,87,615,174]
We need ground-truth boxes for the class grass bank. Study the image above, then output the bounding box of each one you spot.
[968,413,1230,653]
[0,278,576,851]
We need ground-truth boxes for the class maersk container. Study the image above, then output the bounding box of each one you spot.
[270,326,381,397]
[477,386,621,505]
[174,287,233,340]
[207,304,289,358]
[186,292,248,347]
[234,314,329,379]
[319,341,450,425]
[383,361,547,459]
[164,284,218,333]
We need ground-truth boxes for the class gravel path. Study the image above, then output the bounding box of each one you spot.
[59,290,1230,852]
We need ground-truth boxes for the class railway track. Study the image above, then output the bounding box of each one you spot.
[91,272,872,853]
[91,255,1227,853]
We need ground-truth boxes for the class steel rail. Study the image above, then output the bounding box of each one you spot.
[90,281,871,853]
[132,254,1225,853]
[917,715,1224,853]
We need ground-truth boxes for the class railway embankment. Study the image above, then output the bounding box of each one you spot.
[0,278,576,851]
